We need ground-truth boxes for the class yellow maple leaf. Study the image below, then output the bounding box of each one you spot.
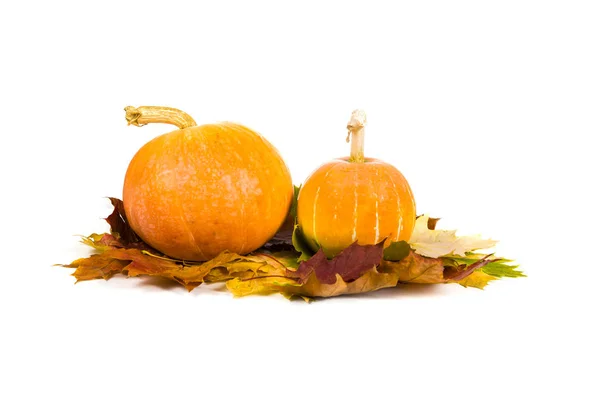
[457,270,498,289]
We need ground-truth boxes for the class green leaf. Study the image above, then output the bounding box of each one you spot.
[442,253,525,279]
[289,185,301,220]
[383,241,411,261]
[292,224,315,262]
[441,254,482,266]
[481,259,525,278]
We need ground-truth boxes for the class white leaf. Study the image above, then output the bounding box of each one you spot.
[408,215,497,258]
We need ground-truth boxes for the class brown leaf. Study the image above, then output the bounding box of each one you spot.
[65,231,491,297]
[427,217,440,230]
[62,197,298,292]
[60,198,515,299]
[65,241,290,291]
[381,251,492,284]
[68,255,130,281]
[64,247,182,283]
[417,214,440,230]
[381,252,446,283]
[124,251,263,291]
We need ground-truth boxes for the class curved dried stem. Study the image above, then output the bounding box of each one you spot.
[124,106,197,129]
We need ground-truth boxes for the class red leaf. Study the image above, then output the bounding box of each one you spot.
[104,198,155,251]
[105,197,142,245]
[288,242,384,284]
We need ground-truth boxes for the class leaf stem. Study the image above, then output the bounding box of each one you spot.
[346,110,367,163]
[124,106,197,129]
[239,275,299,282]
[141,250,203,266]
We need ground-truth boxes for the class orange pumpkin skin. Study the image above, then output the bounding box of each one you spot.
[297,157,416,258]
[123,123,293,261]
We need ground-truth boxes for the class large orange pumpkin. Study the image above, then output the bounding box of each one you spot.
[122,106,293,261]
[297,110,416,258]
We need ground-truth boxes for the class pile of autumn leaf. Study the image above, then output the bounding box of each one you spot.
[61,197,524,300]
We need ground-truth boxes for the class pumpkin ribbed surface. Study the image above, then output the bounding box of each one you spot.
[297,157,415,258]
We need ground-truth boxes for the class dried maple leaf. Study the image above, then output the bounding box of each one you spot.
[227,239,499,299]
[226,242,392,298]
[380,252,446,283]
[64,237,295,291]
[381,251,497,285]
[287,268,399,298]
[124,251,238,291]
[60,198,523,299]
[226,267,399,299]
[68,255,130,281]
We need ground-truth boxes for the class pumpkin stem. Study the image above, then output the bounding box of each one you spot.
[346,110,367,163]
[124,106,197,129]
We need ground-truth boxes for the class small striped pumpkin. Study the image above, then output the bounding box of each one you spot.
[296,111,416,258]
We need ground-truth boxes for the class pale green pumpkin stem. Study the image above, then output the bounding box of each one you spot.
[124,106,197,129]
[346,110,367,163]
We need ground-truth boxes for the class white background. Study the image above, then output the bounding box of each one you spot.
[1,1,599,399]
